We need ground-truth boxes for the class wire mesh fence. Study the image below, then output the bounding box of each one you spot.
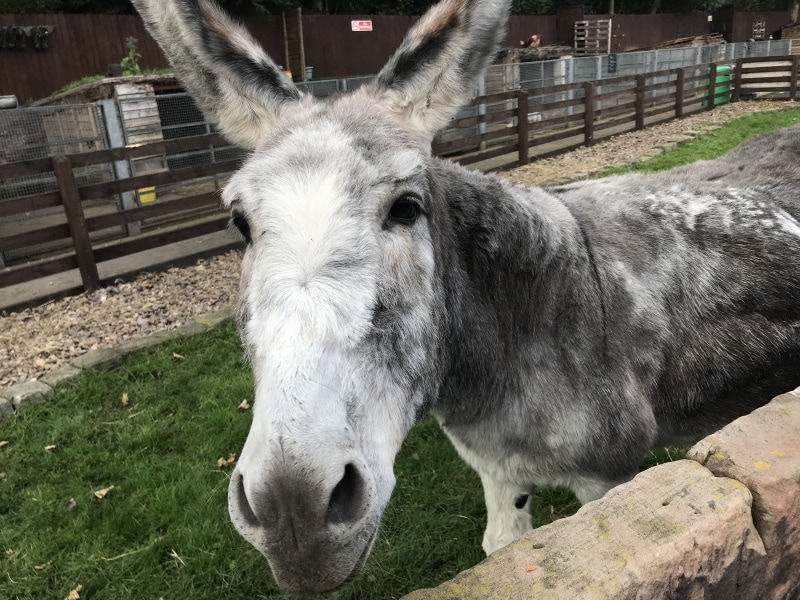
[114,93,246,234]
[0,103,121,266]
[514,40,791,90]
[0,103,112,199]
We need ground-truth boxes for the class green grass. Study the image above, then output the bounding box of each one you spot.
[0,322,492,599]
[52,69,173,97]
[3,108,798,598]
[596,104,800,177]
[54,75,106,95]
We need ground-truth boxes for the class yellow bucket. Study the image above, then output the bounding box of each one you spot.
[136,186,156,204]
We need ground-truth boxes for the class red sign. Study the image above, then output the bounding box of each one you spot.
[351,20,373,32]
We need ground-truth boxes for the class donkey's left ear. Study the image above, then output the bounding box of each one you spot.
[371,0,511,142]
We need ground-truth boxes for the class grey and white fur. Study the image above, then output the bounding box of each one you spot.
[131,0,800,594]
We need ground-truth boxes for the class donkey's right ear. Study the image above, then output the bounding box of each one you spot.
[131,0,300,150]
[371,0,510,142]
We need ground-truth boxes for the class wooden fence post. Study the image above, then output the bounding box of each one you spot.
[52,156,100,292]
[583,82,595,146]
[706,63,717,111]
[790,56,799,102]
[675,68,685,119]
[635,75,645,130]
[732,58,743,103]
[516,91,530,166]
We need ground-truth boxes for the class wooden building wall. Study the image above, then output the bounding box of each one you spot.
[597,13,712,52]
[0,14,166,102]
[0,11,794,103]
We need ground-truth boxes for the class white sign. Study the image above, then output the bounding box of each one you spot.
[351,20,373,32]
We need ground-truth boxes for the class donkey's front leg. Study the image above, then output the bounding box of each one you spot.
[479,472,533,555]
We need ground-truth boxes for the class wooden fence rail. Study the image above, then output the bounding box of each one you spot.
[1,56,798,296]
[0,133,240,290]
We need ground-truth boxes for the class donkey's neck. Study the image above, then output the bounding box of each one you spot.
[432,161,605,424]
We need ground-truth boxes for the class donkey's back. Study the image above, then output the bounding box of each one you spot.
[553,124,800,442]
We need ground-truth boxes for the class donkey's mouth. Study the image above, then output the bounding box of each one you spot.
[267,521,380,596]
[338,525,379,589]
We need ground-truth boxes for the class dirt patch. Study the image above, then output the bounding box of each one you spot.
[0,100,794,390]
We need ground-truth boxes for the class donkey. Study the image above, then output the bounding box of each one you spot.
[132,0,800,594]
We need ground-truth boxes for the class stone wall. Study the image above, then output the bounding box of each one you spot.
[404,389,800,600]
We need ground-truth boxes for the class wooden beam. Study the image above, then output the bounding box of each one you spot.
[790,56,799,101]
[635,75,645,130]
[516,91,530,165]
[583,82,595,147]
[52,156,100,291]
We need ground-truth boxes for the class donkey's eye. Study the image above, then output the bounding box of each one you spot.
[387,196,420,226]
[231,212,252,244]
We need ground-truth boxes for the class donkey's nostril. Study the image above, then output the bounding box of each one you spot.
[327,463,366,526]
[232,470,261,528]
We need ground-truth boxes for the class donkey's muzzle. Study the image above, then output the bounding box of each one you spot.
[228,454,379,594]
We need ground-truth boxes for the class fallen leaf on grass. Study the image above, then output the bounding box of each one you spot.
[66,497,77,510]
[34,561,52,570]
[5,548,12,556]
[121,392,129,407]
[217,453,236,468]
[238,399,250,410]
[0,441,8,449]
[526,565,538,572]
[44,444,57,452]
[0,472,5,479]
[94,485,114,500]
[195,264,206,271]
[64,584,83,600]
[172,352,185,361]
[35,357,47,368]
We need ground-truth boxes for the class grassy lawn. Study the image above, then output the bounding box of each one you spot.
[597,103,800,177]
[2,105,798,599]
[0,322,497,600]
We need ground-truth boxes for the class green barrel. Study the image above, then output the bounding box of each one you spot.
[703,65,732,107]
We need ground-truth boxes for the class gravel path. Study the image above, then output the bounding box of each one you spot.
[1,100,793,390]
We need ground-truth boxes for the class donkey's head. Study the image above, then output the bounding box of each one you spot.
[132,0,509,593]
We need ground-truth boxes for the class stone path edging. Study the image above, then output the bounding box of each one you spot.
[0,305,234,420]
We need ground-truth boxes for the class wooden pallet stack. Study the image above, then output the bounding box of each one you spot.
[574,19,612,55]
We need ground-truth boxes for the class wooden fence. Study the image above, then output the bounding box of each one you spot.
[0,133,239,291]
[435,55,799,170]
[0,56,798,296]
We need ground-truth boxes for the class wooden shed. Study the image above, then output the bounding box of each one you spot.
[782,22,800,54]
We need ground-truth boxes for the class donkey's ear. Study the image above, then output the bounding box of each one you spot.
[131,0,300,150]
[372,0,510,141]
